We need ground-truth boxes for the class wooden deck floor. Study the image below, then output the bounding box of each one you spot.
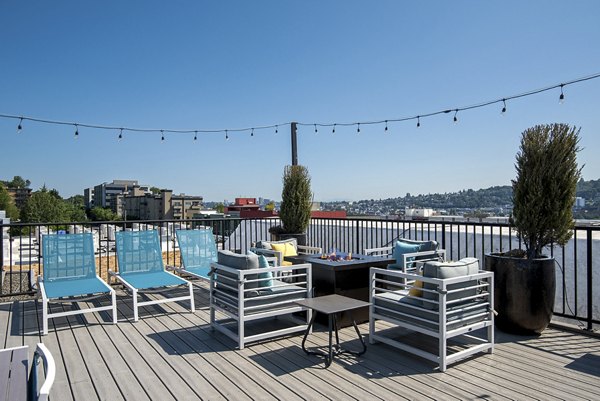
[2,283,599,401]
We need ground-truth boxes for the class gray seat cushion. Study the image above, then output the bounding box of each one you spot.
[214,279,307,314]
[375,290,489,331]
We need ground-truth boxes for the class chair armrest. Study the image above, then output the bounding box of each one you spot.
[250,247,283,266]
[364,246,393,257]
[32,343,55,401]
[297,245,322,254]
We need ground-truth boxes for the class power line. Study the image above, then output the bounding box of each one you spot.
[2,72,599,139]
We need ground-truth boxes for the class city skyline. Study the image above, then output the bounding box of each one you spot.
[1,2,599,201]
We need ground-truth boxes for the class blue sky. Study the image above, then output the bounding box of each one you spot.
[1,1,599,202]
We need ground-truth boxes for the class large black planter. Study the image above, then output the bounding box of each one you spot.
[485,253,555,335]
[271,232,307,246]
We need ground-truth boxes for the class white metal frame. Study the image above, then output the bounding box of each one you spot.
[37,276,117,335]
[369,267,494,372]
[210,262,312,349]
[33,343,56,401]
[109,269,195,322]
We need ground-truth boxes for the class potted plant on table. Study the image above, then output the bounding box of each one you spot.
[485,123,582,334]
[269,165,313,246]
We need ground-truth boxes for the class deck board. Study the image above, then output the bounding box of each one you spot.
[2,286,600,401]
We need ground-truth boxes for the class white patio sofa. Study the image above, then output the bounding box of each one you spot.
[210,250,313,349]
[369,257,494,372]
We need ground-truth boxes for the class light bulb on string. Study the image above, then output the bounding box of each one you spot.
[17,118,23,134]
[74,124,79,139]
[332,124,336,134]
[501,99,507,114]
[275,125,278,135]
[417,116,421,128]
[453,110,458,123]
[161,130,165,142]
[559,84,565,104]
[357,123,361,134]
[251,128,254,137]
[194,131,197,141]
[314,124,318,134]
[225,130,229,141]
[384,120,388,133]
[118,128,123,141]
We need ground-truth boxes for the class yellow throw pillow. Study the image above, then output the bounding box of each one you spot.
[408,280,423,297]
[271,242,298,257]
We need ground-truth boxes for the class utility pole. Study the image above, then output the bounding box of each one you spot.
[291,122,298,166]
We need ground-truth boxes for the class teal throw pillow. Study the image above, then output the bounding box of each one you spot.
[257,254,274,288]
[391,241,422,269]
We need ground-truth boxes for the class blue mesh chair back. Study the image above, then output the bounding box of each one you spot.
[115,230,165,275]
[42,233,97,281]
[176,229,218,270]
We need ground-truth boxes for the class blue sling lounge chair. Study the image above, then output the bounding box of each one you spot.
[110,230,195,322]
[174,228,218,281]
[38,233,117,335]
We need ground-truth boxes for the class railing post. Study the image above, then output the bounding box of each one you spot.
[0,222,4,271]
[441,222,446,250]
[355,220,360,254]
[586,228,593,331]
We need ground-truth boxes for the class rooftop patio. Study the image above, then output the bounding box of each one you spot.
[2,281,599,401]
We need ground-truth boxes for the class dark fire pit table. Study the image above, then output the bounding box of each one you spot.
[285,253,394,326]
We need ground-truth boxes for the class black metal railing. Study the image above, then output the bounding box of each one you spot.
[1,217,597,331]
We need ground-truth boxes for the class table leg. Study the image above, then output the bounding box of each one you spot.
[349,310,367,356]
[301,311,317,355]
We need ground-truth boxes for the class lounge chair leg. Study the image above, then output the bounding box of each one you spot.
[43,298,49,336]
[133,289,139,322]
[189,283,195,313]
[111,290,117,324]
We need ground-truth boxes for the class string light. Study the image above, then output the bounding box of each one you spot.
[225,130,229,140]
[385,120,388,133]
[559,84,565,104]
[357,123,361,134]
[314,124,318,134]
[332,124,336,134]
[74,124,79,139]
[161,130,165,142]
[2,72,598,140]
[251,128,254,137]
[194,130,197,141]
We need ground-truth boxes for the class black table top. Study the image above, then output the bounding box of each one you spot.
[295,294,371,314]
[286,253,395,270]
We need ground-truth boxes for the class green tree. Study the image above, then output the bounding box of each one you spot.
[150,186,161,194]
[65,195,88,222]
[21,188,68,223]
[7,176,31,189]
[0,183,20,220]
[89,207,120,221]
[215,203,225,213]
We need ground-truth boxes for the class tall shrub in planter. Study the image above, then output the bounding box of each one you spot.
[486,123,582,334]
[270,165,313,244]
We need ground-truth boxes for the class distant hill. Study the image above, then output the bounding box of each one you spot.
[321,178,600,218]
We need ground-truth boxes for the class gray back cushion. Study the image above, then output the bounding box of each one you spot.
[422,257,479,310]
[397,238,438,251]
[217,250,260,290]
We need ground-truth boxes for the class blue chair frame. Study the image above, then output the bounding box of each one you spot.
[38,233,116,335]
[109,230,194,321]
